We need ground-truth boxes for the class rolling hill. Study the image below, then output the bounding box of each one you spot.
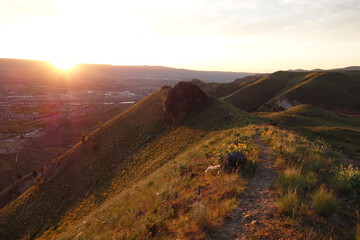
[0,83,359,240]
[190,75,264,98]
[195,70,360,115]
[257,104,360,159]
[0,84,262,239]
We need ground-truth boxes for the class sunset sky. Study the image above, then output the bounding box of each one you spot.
[1,0,359,72]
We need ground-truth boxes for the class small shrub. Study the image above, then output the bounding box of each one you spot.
[305,172,318,190]
[81,132,87,143]
[276,190,299,216]
[311,186,338,217]
[242,160,258,175]
[302,157,327,173]
[37,177,44,186]
[178,162,189,176]
[334,164,360,195]
[276,168,307,193]
[192,202,209,229]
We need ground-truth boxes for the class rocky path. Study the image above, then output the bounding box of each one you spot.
[208,139,278,240]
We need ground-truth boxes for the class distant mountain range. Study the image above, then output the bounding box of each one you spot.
[0,58,251,83]
[1,58,359,83]
[287,66,360,72]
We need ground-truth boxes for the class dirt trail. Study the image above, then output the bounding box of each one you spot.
[208,138,278,240]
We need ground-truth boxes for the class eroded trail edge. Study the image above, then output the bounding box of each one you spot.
[208,138,277,240]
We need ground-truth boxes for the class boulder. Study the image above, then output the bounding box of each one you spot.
[165,82,209,123]
[224,151,247,171]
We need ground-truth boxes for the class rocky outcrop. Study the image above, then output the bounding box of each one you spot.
[224,151,247,171]
[275,97,296,110]
[165,82,210,123]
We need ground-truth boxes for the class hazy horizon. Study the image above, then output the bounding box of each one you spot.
[1,0,359,72]
[1,57,359,75]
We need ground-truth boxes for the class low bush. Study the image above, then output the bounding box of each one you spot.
[192,202,209,229]
[311,186,338,217]
[276,168,307,193]
[276,189,299,216]
[334,164,360,195]
[242,159,258,175]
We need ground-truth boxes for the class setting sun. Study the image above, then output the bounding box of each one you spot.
[50,59,76,70]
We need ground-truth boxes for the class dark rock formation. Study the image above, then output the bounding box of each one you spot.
[165,82,210,123]
[224,152,247,171]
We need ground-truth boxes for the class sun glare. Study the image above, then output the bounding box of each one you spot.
[50,59,76,70]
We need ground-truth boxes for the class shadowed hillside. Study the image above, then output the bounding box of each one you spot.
[216,70,360,115]
[271,71,360,114]
[222,71,306,112]
[190,75,263,98]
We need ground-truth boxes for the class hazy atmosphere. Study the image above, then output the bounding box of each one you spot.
[1,0,359,72]
[1,1,360,239]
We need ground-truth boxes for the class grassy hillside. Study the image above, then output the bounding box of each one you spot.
[190,75,263,98]
[259,71,360,114]
[257,104,360,159]
[0,87,262,240]
[0,104,132,208]
[222,71,307,112]
[281,71,360,114]
[217,71,360,115]
[47,125,360,239]
[1,85,359,240]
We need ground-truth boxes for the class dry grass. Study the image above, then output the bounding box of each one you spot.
[57,127,263,239]
[276,189,299,216]
[276,168,306,193]
[311,186,339,218]
[258,125,357,239]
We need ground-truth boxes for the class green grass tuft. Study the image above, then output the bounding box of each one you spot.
[276,168,307,193]
[311,186,338,218]
[334,164,360,195]
[276,189,299,216]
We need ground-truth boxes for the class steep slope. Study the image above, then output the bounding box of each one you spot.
[275,71,360,114]
[221,71,360,115]
[190,75,263,98]
[0,85,262,240]
[223,71,306,112]
[57,125,359,240]
[0,88,170,239]
[258,104,360,158]
[0,103,132,209]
